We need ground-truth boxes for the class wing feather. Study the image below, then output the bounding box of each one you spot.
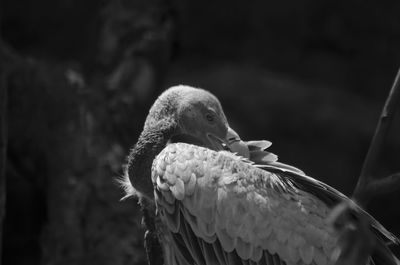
[264,252,275,265]
[153,143,335,264]
[258,164,399,245]
[213,239,230,265]
[272,254,284,265]
[226,250,243,265]
[162,201,180,233]
[172,232,196,264]
[152,143,396,265]
[240,259,249,265]
[180,212,207,265]
[201,239,220,265]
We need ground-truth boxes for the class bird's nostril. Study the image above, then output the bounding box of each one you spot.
[228,137,240,144]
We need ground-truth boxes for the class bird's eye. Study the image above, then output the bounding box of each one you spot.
[205,113,214,122]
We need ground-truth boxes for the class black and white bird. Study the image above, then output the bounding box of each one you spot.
[123,85,398,265]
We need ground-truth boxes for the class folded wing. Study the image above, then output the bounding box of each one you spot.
[152,143,342,265]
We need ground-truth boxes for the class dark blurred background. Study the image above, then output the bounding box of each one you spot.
[0,0,399,264]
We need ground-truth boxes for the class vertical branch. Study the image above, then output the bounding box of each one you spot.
[0,5,5,263]
[0,50,8,265]
[329,68,400,265]
[353,68,400,207]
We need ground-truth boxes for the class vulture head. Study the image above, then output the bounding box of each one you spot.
[126,85,249,200]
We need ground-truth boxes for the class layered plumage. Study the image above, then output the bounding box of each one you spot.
[124,85,398,265]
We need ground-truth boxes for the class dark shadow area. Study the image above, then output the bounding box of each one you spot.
[0,0,399,264]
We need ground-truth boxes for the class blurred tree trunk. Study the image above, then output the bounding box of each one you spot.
[1,1,175,265]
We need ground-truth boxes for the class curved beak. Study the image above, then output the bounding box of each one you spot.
[225,127,250,158]
[207,127,250,158]
[226,127,241,145]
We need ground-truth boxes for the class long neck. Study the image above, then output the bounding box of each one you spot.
[127,119,177,200]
